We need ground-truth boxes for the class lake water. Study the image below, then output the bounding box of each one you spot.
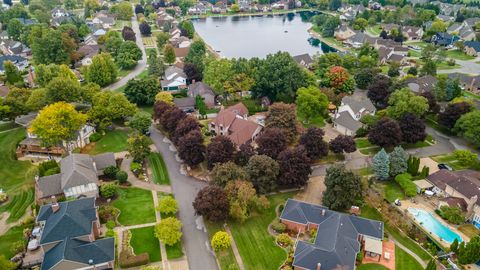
[192,12,334,59]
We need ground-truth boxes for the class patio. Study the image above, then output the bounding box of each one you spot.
[362,240,396,270]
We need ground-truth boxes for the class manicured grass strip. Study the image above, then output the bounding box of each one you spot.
[206,221,239,270]
[0,189,34,222]
[86,130,129,155]
[445,50,475,60]
[113,187,156,226]
[358,263,389,270]
[458,224,480,238]
[355,138,375,149]
[0,224,28,259]
[0,121,17,132]
[228,193,295,270]
[395,246,424,270]
[130,226,161,262]
[166,241,184,259]
[148,153,171,185]
[381,181,405,203]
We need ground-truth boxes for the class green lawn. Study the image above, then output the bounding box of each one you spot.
[458,224,480,238]
[130,226,161,262]
[205,221,239,270]
[366,25,382,36]
[437,61,461,70]
[148,153,170,185]
[380,181,405,203]
[464,90,480,101]
[445,50,475,60]
[112,187,156,226]
[0,121,17,132]
[0,189,34,222]
[431,154,469,170]
[0,224,28,259]
[227,192,295,270]
[408,49,421,58]
[396,246,424,270]
[297,113,325,128]
[356,136,434,155]
[358,263,389,270]
[83,130,129,155]
[166,241,184,259]
[355,138,374,149]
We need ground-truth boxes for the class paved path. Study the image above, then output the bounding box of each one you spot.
[390,234,429,268]
[104,5,147,91]
[149,127,218,270]
[152,190,169,270]
[224,225,246,270]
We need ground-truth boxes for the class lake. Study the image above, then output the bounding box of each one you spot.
[192,12,335,59]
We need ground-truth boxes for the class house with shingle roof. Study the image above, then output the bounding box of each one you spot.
[405,75,438,94]
[464,41,480,57]
[161,66,187,91]
[293,54,314,69]
[333,96,376,136]
[188,81,216,108]
[280,199,385,270]
[334,24,356,41]
[78,44,100,66]
[36,197,115,270]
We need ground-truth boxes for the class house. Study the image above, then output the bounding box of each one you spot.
[188,1,211,15]
[292,54,314,69]
[35,153,116,202]
[464,17,480,28]
[35,197,115,270]
[91,11,116,29]
[402,26,423,41]
[161,66,187,91]
[188,81,216,108]
[405,75,438,94]
[0,39,29,56]
[333,96,376,136]
[431,32,460,47]
[209,103,262,146]
[51,7,68,18]
[447,23,475,41]
[280,199,385,270]
[464,41,480,57]
[156,11,176,29]
[437,14,454,23]
[448,73,480,93]
[378,47,407,65]
[0,55,28,74]
[344,32,375,48]
[174,97,195,112]
[78,44,100,66]
[426,170,480,228]
[335,24,356,41]
[170,36,191,48]
[174,46,190,61]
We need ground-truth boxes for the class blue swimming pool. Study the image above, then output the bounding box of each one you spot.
[408,207,463,243]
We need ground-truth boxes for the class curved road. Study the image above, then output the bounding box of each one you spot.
[104,7,148,91]
[149,127,218,270]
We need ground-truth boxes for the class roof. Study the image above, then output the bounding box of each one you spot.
[428,169,480,205]
[92,152,116,171]
[78,44,100,58]
[0,55,27,71]
[440,197,468,211]
[341,96,375,113]
[413,179,434,189]
[405,75,438,93]
[365,237,383,254]
[465,41,480,53]
[60,154,99,189]
[334,111,362,132]
[174,47,189,58]
[14,112,38,127]
[281,199,383,270]
[37,197,98,244]
[227,118,261,146]
[36,174,63,198]
[188,81,215,97]
[292,54,313,66]
[174,97,195,108]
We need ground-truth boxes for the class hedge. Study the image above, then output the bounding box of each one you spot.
[119,251,150,268]
[395,173,417,197]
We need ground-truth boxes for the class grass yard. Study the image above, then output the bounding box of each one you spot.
[445,50,475,61]
[358,263,389,270]
[82,130,129,155]
[297,113,325,128]
[356,136,434,155]
[0,121,17,132]
[113,20,131,29]
[0,224,28,259]
[437,61,461,70]
[395,246,424,270]
[408,49,421,58]
[355,138,374,149]
[227,192,296,270]
[139,105,153,115]
[431,154,469,170]
[205,221,239,270]
[113,187,156,226]
[130,226,161,262]
[165,241,184,259]
[0,189,34,222]
[148,153,170,185]
[366,25,382,36]
[379,181,405,203]
[458,224,480,238]
[464,90,480,101]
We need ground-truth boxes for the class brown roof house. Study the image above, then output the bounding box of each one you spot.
[426,169,480,228]
[188,81,216,108]
[335,24,356,41]
[405,75,438,94]
[78,44,100,66]
[35,153,116,202]
[209,103,262,146]
[333,96,376,136]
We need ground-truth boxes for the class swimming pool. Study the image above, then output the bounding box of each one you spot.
[408,207,463,243]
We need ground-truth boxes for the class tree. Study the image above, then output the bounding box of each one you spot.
[420,60,437,76]
[435,75,461,102]
[367,75,392,108]
[373,148,390,180]
[450,240,459,253]
[30,102,87,147]
[45,76,82,103]
[163,44,176,64]
[277,146,312,188]
[100,183,118,198]
[421,92,440,114]
[296,86,328,123]
[265,103,298,142]
[445,78,462,101]
[148,54,165,78]
[155,217,182,245]
[224,73,255,98]
[3,87,31,117]
[438,102,472,129]
[224,180,262,222]
[128,111,152,134]
[155,91,173,104]
[211,231,231,251]
[26,88,48,111]
[127,133,151,162]
[354,68,379,90]
[193,186,230,221]
[457,236,480,264]
[329,135,356,154]
[399,113,426,143]
[173,116,200,144]
[156,32,170,50]
[389,146,408,177]
[157,196,179,215]
[89,92,137,129]
[29,26,71,64]
[134,4,144,14]
[104,33,123,58]
[195,95,207,117]
[324,66,354,94]
[124,77,160,106]
[328,0,341,11]
[206,135,235,169]
[122,26,136,41]
[211,162,247,187]
[111,2,133,20]
[84,53,117,87]
[177,130,205,167]
[256,128,288,159]
[202,58,234,95]
[116,41,142,69]
[322,165,362,211]
[387,88,429,119]
[453,150,478,167]
[407,66,418,76]
[3,61,22,85]
[299,127,329,160]
[116,170,128,183]
[352,18,368,31]
[246,155,279,194]
[0,255,16,270]
[387,62,400,77]
[179,20,195,38]
[428,20,447,34]
[368,118,402,148]
[184,40,206,81]
[139,21,151,36]
[454,110,480,145]
[159,107,186,134]
[234,143,255,166]
[7,18,22,41]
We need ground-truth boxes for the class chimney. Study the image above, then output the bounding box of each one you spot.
[317,263,321,270]
[321,209,326,216]
[51,196,60,213]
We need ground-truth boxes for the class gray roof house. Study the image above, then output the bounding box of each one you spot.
[293,54,314,69]
[187,81,216,108]
[35,153,116,202]
[174,97,196,112]
[333,96,376,136]
[36,197,115,270]
[280,199,384,270]
[161,66,187,92]
[405,75,438,94]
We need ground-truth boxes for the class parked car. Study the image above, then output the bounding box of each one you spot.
[438,163,453,171]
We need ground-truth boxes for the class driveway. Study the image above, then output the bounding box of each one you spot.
[104,7,148,91]
[149,127,218,270]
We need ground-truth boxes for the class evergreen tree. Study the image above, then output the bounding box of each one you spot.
[373,148,390,180]
[389,146,408,177]
[407,156,421,176]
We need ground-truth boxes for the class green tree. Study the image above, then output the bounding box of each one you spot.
[4,61,23,85]
[163,44,176,65]
[373,148,390,180]
[450,239,459,253]
[453,149,478,167]
[26,88,48,111]
[7,18,23,40]
[195,95,207,117]
[265,102,298,142]
[179,20,195,39]
[184,39,206,80]
[352,18,368,31]
[29,26,71,64]
[128,111,152,134]
[455,110,480,146]
[322,165,362,211]
[45,76,82,103]
[389,146,408,177]
[89,91,137,129]
[387,61,400,77]
[211,161,247,187]
[110,2,133,20]
[387,88,429,119]
[296,86,328,123]
[116,41,142,69]
[155,217,183,246]
[127,133,152,162]
[420,60,437,76]
[203,58,234,95]
[84,53,118,87]
[157,196,179,215]
[3,87,31,118]
[100,183,118,198]
[124,77,160,105]
[148,53,165,77]
[211,231,231,251]
[155,91,174,104]
[246,155,279,194]
[156,32,170,50]
[428,20,447,34]
[457,236,480,264]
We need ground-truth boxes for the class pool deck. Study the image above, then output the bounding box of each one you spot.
[362,240,396,270]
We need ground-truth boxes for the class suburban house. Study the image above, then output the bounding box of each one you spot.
[0,39,30,56]
[170,36,192,48]
[188,1,211,15]
[174,97,196,112]
[431,32,460,47]
[156,10,176,29]
[188,81,216,108]
[334,24,356,41]
[426,169,480,229]
[293,54,314,69]
[90,11,116,29]
[402,26,423,41]
[35,197,115,270]
[447,23,476,41]
[405,75,438,94]
[280,199,385,270]
[344,32,376,48]
[0,55,28,74]
[161,66,187,91]
[174,46,190,62]
[464,41,480,57]
[209,103,263,146]
[51,7,69,18]
[448,73,480,93]
[333,96,376,136]
[35,153,116,202]
[378,47,407,65]
[78,44,100,66]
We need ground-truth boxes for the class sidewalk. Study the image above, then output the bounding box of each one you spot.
[224,224,246,270]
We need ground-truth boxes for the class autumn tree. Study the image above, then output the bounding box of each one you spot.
[323,165,362,211]
[155,217,182,246]
[438,101,472,129]
[193,186,230,222]
[373,148,390,180]
[30,102,87,147]
[246,155,279,194]
[234,143,256,166]
[225,180,267,222]
[277,146,312,188]
[368,118,402,148]
[256,128,288,159]
[206,135,235,169]
[399,113,426,143]
[329,135,356,154]
[296,86,328,123]
[265,102,298,142]
[172,116,200,143]
[299,127,329,160]
[324,66,355,94]
[153,101,174,121]
[177,130,205,167]
[211,231,231,251]
[421,92,440,114]
[127,133,152,162]
[211,162,247,187]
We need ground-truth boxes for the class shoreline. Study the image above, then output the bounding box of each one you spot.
[185,8,315,19]
[307,28,347,52]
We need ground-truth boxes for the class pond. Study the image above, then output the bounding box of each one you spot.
[192,12,336,59]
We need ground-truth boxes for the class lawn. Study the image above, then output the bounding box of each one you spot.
[445,50,475,61]
[356,136,434,155]
[82,130,129,155]
[205,221,239,270]
[358,263,389,270]
[148,153,170,185]
[143,37,157,47]
[112,187,156,226]
[0,189,34,222]
[0,121,17,132]
[297,113,325,128]
[458,224,480,238]
[355,138,374,149]
[130,226,161,262]
[408,49,421,58]
[165,241,184,259]
[464,90,480,101]
[227,192,295,270]
[113,20,131,29]
[431,154,469,170]
[395,246,424,270]
[437,61,461,70]
[379,181,405,203]
[0,224,28,259]
[366,25,382,36]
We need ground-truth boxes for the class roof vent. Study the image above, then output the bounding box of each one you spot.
[321,209,326,216]
[88,259,93,265]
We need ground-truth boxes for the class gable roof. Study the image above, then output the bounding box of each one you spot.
[427,169,480,205]
[341,96,375,114]
[60,154,99,189]
[293,54,313,66]
[465,41,480,52]
[188,81,215,97]
[0,55,27,71]
[174,97,195,108]
[227,118,261,146]
[405,75,438,93]
[78,44,100,59]
[92,152,116,171]
[36,174,63,198]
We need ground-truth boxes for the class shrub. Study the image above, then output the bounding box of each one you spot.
[0,192,7,203]
[438,206,464,224]
[106,228,114,237]
[44,167,60,176]
[100,184,118,198]
[211,231,231,251]
[355,127,368,137]
[38,160,60,177]
[154,217,182,246]
[157,196,179,215]
[98,205,120,223]
[104,165,119,179]
[276,233,293,247]
[356,252,364,262]
[116,170,128,183]
[447,58,456,66]
[119,251,150,268]
[130,161,142,175]
[271,220,286,233]
[394,173,417,197]
[11,240,25,254]
[106,220,116,229]
[89,132,103,142]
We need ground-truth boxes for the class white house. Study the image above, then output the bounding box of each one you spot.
[161,66,187,91]
[333,96,376,136]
